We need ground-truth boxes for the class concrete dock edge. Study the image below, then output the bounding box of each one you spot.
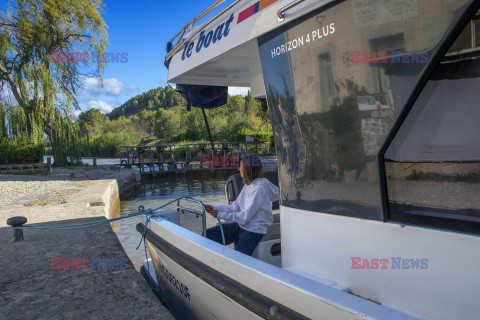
[0,169,174,320]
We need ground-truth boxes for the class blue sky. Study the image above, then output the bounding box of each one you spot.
[79,0,249,113]
[0,0,249,114]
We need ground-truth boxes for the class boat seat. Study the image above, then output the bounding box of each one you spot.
[253,219,281,266]
[225,170,279,210]
[262,223,280,241]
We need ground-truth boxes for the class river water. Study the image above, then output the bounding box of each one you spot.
[42,155,276,269]
[112,176,229,270]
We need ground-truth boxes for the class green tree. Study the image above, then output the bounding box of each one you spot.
[75,88,273,156]
[0,103,7,138]
[78,108,108,130]
[0,0,108,165]
[108,86,184,120]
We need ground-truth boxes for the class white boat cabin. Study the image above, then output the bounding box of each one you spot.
[149,1,480,319]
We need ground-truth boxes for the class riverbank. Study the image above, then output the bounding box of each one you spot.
[0,167,174,319]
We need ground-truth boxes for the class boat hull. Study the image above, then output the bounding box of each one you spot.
[146,242,262,320]
[137,219,420,320]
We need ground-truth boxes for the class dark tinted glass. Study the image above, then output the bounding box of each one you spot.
[258,0,475,219]
[385,11,480,233]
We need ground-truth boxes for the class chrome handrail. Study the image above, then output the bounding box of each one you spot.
[177,198,207,237]
[277,0,306,22]
[168,0,227,50]
[225,180,231,204]
[165,0,243,62]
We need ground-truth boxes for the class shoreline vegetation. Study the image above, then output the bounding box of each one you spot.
[76,88,273,158]
[0,0,108,167]
[1,86,273,165]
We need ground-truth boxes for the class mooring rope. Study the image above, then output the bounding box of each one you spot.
[12,196,226,246]
[11,195,227,293]
[135,203,226,292]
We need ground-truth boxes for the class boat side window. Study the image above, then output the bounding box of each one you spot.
[258,0,476,220]
[385,11,480,234]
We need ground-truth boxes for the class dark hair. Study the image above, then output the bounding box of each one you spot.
[240,154,263,185]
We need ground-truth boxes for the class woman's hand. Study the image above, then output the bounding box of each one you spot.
[204,204,218,218]
[209,210,218,218]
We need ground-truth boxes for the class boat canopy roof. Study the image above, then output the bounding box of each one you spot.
[165,0,332,97]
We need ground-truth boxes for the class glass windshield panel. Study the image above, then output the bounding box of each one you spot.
[259,0,475,219]
[385,11,480,233]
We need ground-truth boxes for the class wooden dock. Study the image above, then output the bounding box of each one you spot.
[0,158,52,175]
[118,141,271,177]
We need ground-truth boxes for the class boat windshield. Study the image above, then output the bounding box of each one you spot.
[258,0,479,223]
[385,9,480,233]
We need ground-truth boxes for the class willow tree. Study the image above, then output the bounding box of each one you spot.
[0,0,107,165]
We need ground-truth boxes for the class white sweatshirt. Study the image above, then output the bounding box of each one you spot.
[213,177,280,234]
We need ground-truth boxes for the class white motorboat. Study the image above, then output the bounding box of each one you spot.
[138,0,480,319]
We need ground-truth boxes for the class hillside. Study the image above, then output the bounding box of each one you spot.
[77,86,272,157]
[108,86,185,120]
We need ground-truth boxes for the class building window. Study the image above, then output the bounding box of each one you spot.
[318,52,336,111]
[371,34,405,94]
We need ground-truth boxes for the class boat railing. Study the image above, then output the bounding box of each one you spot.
[165,0,243,62]
[177,198,207,237]
[276,0,306,22]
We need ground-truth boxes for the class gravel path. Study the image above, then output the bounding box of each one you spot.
[0,167,136,206]
[0,167,140,227]
[0,178,87,207]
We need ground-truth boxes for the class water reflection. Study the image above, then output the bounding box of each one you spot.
[114,177,227,270]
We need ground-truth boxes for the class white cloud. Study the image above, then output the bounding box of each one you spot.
[228,87,250,96]
[78,77,128,103]
[1,79,128,115]
[103,78,125,95]
[88,100,114,113]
